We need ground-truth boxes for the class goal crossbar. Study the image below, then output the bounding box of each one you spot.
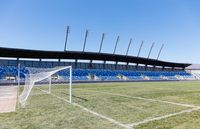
[18,65,72,108]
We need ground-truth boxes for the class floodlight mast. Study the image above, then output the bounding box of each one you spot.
[147,42,155,58]
[99,33,105,53]
[126,38,132,56]
[157,44,164,60]
[83,30,89,52]
[137,41,144,57]
[113,36,120,54]
[64,26,70,51]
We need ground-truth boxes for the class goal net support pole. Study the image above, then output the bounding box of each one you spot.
[48,76,51,94]
[19,66,73,108]
[17,63,20,110]
[69,66,72,104]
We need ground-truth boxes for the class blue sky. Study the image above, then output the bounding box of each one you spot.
[0,0,200,64]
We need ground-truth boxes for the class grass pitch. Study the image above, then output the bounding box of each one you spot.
[1,81,200,129]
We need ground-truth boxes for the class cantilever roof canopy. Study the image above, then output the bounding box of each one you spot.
[0,47,191,68]
[185,64,200,70]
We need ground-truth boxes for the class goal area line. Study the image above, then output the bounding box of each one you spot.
[84,89,199,108]
[36,87,200,129]
[36,87,131,129]
[128,107,200,128]
[80,89,200,128]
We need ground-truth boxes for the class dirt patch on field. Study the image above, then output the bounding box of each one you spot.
[0,86,17,113]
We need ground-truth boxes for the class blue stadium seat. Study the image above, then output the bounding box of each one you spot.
[0,66,194,83]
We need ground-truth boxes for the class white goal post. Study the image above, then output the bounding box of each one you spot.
[18,65,72,108]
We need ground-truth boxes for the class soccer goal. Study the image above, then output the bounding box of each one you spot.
[18,65,72,108]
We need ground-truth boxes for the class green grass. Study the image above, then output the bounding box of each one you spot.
[1,81,200,129]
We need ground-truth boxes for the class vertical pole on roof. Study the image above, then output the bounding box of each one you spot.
[64,26,70,52]
[157,44,164,60]
[58,59,61,66]
[103,60,106,69]
[145,64,148,71]
[39,58,42,67]
[147,42,155,59]
[17,58,19,65]
[126,38,132,56]
[99,33,105,53]
[137,40,144,57]
[162,66,165,71]
[113,36,120,54]
[83,29,89,52]
[126,62,129,70]
[115,61,118,70]
[17,63,20,109]
[75,59,78,69]
[89,60,93,68]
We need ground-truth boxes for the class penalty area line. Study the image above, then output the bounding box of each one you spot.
[84,89,200,108]
[36,87,131,129]
[83,89,200,128]
[128,107,200,128]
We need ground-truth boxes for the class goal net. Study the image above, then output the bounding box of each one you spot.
[18,66,72,108]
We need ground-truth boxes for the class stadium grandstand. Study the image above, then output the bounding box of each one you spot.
[2,1,200,128]
[0,35,199,85]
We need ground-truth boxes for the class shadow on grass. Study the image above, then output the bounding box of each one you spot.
[63,92,88,102]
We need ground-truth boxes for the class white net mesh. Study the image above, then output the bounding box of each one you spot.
[19,66,72,108]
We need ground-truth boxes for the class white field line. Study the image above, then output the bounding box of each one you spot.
[36,87,131,129]
[128,107,200,128]
[82,89,200,128]
[37,87,200,128]
[72,102,132,129]
[84,89,199,108]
